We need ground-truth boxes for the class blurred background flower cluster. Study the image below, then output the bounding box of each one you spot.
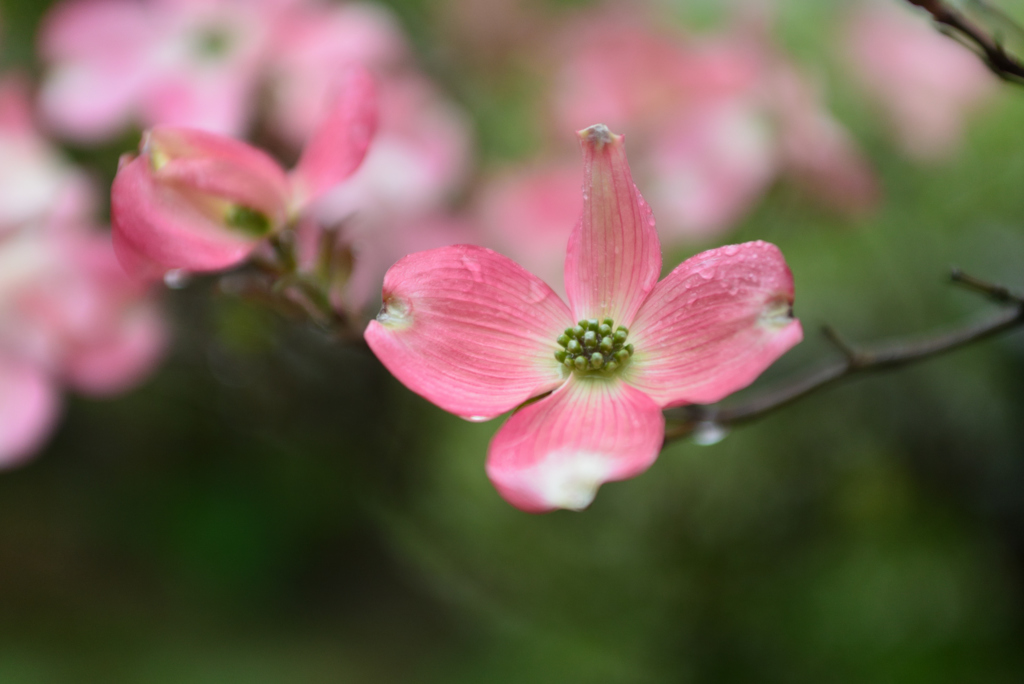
[1,0,1024,680]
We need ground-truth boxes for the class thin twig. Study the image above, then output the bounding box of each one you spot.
[905,0,1024,83]
[663,269,1024,445]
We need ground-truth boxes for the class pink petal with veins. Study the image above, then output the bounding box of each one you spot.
[0,357,61,469]
[145,127,290,218]
[291,66,378,209]
[365,244,571,420]
[625,241,802,407]
[486,376,664,512]
[564,125,661,326]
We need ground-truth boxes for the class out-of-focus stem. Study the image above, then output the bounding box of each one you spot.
[663,269,1024,445]
[905,0,1024,83]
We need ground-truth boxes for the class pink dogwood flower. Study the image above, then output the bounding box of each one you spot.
[110,67,376,278]
[366,125,803,512]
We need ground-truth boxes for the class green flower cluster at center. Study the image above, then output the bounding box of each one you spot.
[555,318,634,374]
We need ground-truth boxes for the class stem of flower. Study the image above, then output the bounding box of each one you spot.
[663,269,1024,445]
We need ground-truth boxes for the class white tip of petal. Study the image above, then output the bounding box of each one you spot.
[503,448,615,511]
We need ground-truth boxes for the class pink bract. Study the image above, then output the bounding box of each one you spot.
[110,66,377,277]
[366,126,803,512]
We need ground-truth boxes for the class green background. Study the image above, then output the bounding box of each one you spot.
[1,0,1024,681]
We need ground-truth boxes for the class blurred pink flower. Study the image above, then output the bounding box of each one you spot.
[0,225,167,468]
[844,0,997,160]
[0,75,167,466]
[266,0,407,146]
[111,67,376,277]
[366,126,802,512]
[547,9,876,240]
[0,76,94,228]
[38,0,287,141]
[476,163,581,296]
[264,2,474,315]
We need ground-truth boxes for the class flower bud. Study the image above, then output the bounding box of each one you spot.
[111,126,291,275]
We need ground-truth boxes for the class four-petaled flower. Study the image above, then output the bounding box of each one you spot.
[365,124,803,512]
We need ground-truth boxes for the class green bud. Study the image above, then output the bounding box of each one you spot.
[557,334,570,348]
[564,328,574,337]
[577,320,588,329]
[605,360,619,372]
[582,330,597,348]
[598,323,612,336]
[613,330,628,344]
[555,350,567,363]
[564,357,575,369]
[589,353,604,369]
[615,349,630,363]
[599,336,613,353]
[602,318,614,327]
[625,343,634,356]
[574,356,588,371]
[572,325,585,338]
[587,319,600,330]
[567,339,581,353]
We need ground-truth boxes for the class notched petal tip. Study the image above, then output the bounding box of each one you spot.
[577,123,620,149]
[375,294,412,330]
[759,296,796,331]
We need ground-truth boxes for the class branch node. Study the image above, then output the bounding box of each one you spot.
[822,325,863,367]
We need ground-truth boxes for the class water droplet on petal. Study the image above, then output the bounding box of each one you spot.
[466,415,490,423]
[692,421,729,446]
[164,269,191,289]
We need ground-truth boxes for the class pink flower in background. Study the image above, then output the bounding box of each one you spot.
[0,73,167,467]
[546,9,876,241]
[844,0,996,160]
[264,1,473,315]
[366,126,802,512]
[0,225,166,468]
[0,77,94,228]
[38,0,285,141]
[111,67,376,278]
[265,0,407,146]
[476,163,581,296]
[770,64,879,215]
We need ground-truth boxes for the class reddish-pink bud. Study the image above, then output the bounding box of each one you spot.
[111,127,291,275]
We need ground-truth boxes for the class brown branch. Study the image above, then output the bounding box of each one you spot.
[905,0,1024,83]
[663,270,1024,445]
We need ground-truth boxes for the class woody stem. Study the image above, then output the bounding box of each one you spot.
[663,269,1024,445]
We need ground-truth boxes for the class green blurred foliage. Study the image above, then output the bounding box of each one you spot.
[2,0,1024,681]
